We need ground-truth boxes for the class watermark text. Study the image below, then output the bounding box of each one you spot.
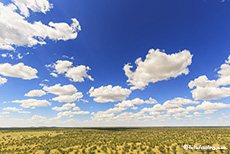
[183,144,228,151]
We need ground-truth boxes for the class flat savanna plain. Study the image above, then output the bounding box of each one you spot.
[0,127,229,154]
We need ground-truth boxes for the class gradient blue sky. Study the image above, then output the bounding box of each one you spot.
[0,0,230,127]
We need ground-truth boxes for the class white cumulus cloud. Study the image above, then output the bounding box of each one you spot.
[12,99,51,108]
[52,93,83,103]
[52,60,73,74]
[47,60,93,82]
[91,97,157,121]
[65,65,94,82]
[124,49,193,90]
[0,63,38,80]
[0,2,81,50]
[43,84,83,103]
[50,72,58,77]
[25,89,46,97]
[115,98,157,109]
[189,55,230,100]
[142,97,200,114]
[140,97,230,119]
[88,85,132,103]
[43,84,77,96]
[12,0,53,17]
[186,101,230,114]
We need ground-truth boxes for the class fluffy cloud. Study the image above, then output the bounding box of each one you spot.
[65,65,94,82]
[43,84,77,95]
[47,60,93,82]
[0,63,38,80]
[124,49,192,90]
[52,103,80,111]
[190,87,230,101]
[50,72,58,77]
[57,111,90,118]
[52,93,83,103]
[52,60,73,74]
[88,85,132,103]
[52,103,89,118]
[186,101,230,114]
[141,97,200,114]
[140,97,230,119]
[2,107,30,113]
[43,84,83,103]
[25,90,46,97]
[189,75,217,88]
[12,99,51,108]
[189,55,230,100]
[0,77,7,85]
[0,2,80,50]
[115,98,157,109]
[91,97,157,121]
[171,101,230,116]
[12,0,53,17]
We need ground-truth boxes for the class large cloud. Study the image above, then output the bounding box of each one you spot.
[88,85,132,103]
[43,84,83,103]
[12,99,51,108]
[0,63,38,80]
[124,49,193,90]
[47,60,93,82]
[189,55,230,100]
[12,0,53,17]
[0,2,80,50]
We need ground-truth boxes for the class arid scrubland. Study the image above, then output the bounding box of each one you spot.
[0,127,229,154]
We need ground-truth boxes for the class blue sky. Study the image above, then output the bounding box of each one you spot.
[0,0,230,127]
